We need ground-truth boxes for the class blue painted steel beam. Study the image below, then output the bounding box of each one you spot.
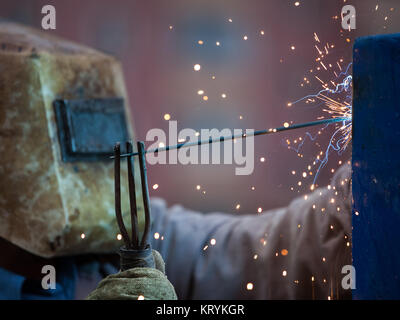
[352,33,400,299]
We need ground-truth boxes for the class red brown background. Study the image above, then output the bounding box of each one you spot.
[1,0,398,214]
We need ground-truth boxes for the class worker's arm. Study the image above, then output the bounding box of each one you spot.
[149,164,352,299]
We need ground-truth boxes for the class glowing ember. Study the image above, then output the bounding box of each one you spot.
[193,64,201,71]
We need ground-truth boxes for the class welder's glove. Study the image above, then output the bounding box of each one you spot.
[86,250,177,300]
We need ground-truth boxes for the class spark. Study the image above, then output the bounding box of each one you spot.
[289,58,353,185]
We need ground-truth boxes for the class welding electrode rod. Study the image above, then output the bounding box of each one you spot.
[114,143,132,249]
[137,141,151,249]
[126,141,139,248]
[113,117,349,159]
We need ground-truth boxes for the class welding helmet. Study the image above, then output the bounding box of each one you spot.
[0,22,144,257]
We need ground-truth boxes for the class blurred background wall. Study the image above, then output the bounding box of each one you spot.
[1,0,399,214]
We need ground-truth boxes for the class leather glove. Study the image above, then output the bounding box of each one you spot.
[86,250,177,300]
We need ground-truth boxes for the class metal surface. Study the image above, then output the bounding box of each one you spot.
[352,33,400,299]
[54,98,129,162]
[137,141,151,248]
[127,141,139,248]
[114,143,131,249]
[114,140,153,270]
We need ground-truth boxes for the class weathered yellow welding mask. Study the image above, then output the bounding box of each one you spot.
[0,22,144,257]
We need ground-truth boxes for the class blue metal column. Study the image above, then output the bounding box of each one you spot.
[352,33,400,299]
